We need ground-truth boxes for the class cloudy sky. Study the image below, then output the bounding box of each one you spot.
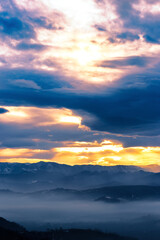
[0,0,160,166]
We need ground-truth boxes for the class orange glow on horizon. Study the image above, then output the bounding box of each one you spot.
[1,140,160,169]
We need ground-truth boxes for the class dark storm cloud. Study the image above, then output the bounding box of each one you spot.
[94,24,106,32]
[0,67,71,90]
[99,56,150,68]
[93,0,160,44]
[112,0,160,44]
[0,120,104,149]
[82,83,160,135]
[0,108,8,114]
[0,1,65,45]
[0,72,159,137]
[16,41,47,51]
[108,32,140,43]
[143,34,160,44]
[30,16,64,30]
[116,32,140,41]
[0,13,35,40]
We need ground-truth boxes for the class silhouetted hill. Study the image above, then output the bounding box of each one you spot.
[0,217,137,240]
[48,229,137,240]
[0,217,25,232]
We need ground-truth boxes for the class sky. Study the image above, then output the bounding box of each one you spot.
[0,0,160,166]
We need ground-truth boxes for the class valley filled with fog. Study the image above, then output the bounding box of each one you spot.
[0,163,160,239]
[0,191,160,240]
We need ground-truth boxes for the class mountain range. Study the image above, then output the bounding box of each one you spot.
[1,185,160,203]
[0,162,160,191]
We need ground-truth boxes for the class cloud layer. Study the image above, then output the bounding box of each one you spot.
[0,0,160,165]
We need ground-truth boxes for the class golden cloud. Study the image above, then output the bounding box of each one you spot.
[53,140,160,166]
[0,140,160,167]
[0,106,82,126]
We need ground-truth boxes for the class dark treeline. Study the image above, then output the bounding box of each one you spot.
[0,227,137,240]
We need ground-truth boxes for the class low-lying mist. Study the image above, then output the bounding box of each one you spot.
[0,194,160,240]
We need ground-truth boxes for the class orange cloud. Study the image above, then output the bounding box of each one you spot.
[0,106,82,126]
[0,148,51,163]
[0,140,160,167]
[53,140,160,166]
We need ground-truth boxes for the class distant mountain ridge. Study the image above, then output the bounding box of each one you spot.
[0,161,142,174]
[1,185,160,203]
[0,162,160,191]
[28,185,160,202]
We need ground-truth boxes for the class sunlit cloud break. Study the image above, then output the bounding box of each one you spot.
[0,140,160,168]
